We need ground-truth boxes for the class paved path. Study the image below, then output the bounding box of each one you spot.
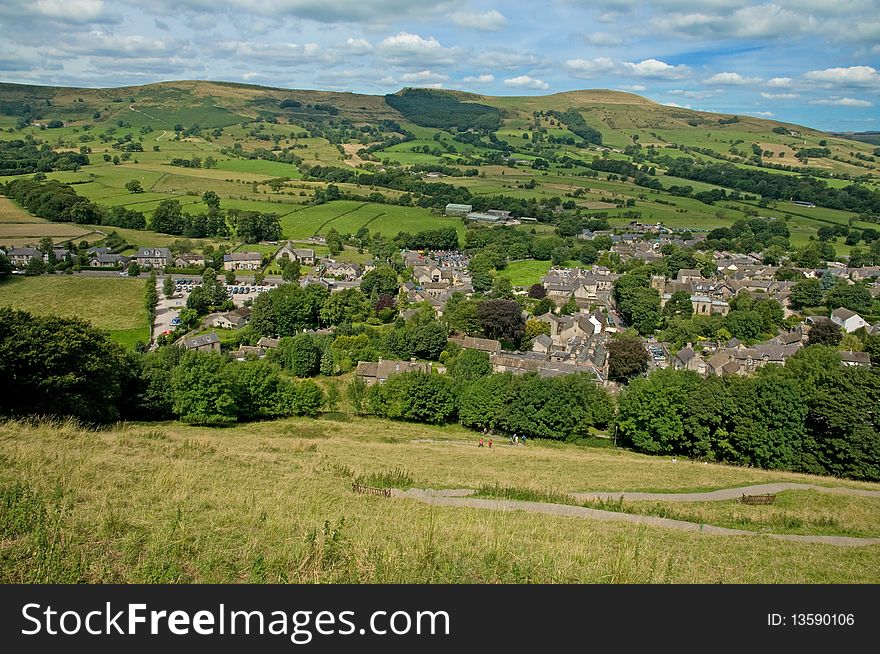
[390,487,880,547]
[572,483,880,503]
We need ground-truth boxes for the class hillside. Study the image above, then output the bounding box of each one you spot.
[2,416,879,583]
[1,79,878,267]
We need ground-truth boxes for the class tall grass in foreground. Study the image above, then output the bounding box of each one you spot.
[1,417,878,583]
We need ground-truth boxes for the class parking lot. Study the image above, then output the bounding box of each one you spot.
[152,277,279,341]
[647,343,667,369]
[170,278,278,308]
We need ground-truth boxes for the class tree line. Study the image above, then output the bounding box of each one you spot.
[617,349,880,481]
[0,309,324,427]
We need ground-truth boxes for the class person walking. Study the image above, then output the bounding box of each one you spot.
[488,438,493,449]
[478,437,484,447]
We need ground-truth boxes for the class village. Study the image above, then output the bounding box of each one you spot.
[9,211,875,387]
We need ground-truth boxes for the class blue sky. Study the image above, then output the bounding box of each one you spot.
[0,0,878,131]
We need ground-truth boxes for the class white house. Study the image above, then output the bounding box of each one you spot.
[830,307,870,333]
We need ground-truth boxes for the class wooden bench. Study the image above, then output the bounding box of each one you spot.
[740,493,776,505]
[351,483,391,498]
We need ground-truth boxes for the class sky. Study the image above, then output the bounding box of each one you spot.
[0,0,878,131]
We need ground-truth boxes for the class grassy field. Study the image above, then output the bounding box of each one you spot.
[1,415,878,584]
[276,201,464,239]
[0,197,45,223]
[0,276,150,347]
[496,259,580,287]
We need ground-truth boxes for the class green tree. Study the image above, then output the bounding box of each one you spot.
[444,293,482,335]
[790,278,824,310]
[127,260,141,276]
[347,376,368,415]
[478,299,525,347]
[144,271,158,327]
[171,351,237,426]
[723,310,764,342]
[663,290,693,319]
[361,266,399,297]
[163,275,175,298]
[560,295,578,315]
[608,335,649,383]
[368,372,457,424]
[125,180,143,193]
[824,281,872,314]
[467,252,494,293]
[447,349,492,383]
[0,309,132,423]
[320,288,370,325]
[280,259,301,282]
[491,275,514,300]
[0,252,12,279]
[276,334,321,377]
[807,321,842,347]
[24,256,45,276]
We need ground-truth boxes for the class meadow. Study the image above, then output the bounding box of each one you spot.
[0,275,151,347]
[1,416,878,584]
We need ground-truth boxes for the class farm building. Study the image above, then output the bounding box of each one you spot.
[445,203,473,216]
[466,212,503,223]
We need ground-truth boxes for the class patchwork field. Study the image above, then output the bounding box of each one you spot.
[1,416,878,584]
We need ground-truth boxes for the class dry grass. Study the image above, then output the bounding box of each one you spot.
[0,222,92,239]
[1,416,878,584]
[0,197,45,223]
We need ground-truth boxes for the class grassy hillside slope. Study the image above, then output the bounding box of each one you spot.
[1,416,878,583]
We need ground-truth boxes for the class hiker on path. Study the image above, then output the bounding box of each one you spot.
[478,437,484,447]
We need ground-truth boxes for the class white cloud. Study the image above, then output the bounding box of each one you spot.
[400,69,449,84]
[804,65,879,86]
[617,84,646,92]
[463,74,495,83]
[343,38,372,55]
[652,5,816,40]
[567,57,689,80]
[766,77,792,87]
[663,101,691,108]
[376,32,458,66]
[242,71,262,80]
[744,111,775,117]
[809,97,873,107]
[565,57,617,78]
[705,72,761,85]
[623,58,689,79]
[761,92,799,99]
[504,75,549,90]
[667,89,723,99]
[449,9,507,31]
[474,50,548,70]
[26,0,117,23]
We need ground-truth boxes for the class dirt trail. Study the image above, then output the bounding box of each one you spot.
[390,487,880,547]
[572,483,880,503]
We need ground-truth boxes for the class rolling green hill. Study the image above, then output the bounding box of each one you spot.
[1,80,878,259]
